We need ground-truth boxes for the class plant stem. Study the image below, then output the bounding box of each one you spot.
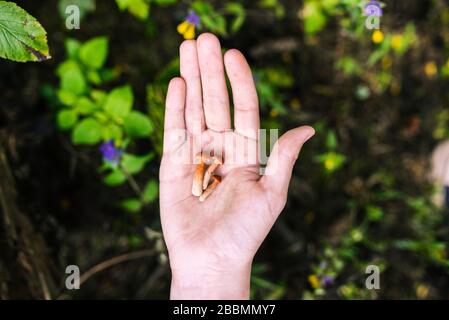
[121,165,144,201]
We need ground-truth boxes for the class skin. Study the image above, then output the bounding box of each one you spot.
[159,33,315,300]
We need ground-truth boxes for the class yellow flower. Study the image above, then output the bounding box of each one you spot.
[177,21,196,40]
[391,34,403,51]
[308,275,321,289]
[324,158,335,171]
[372,30,384,44]
[177,11,200,40]
[424,61,438,78]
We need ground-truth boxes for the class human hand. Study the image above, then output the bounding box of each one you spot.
[159,33,315,299]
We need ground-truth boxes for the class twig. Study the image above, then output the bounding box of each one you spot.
[79,249,155,287]
[57,249,155,300]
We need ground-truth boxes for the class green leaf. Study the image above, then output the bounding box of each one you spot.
[72,118,102,145]
[153,0,177,4]
[60,65,87,95]
[191,1,213,14]
[116,0,129,10]
[90,89,108,106]
[87,70,102,85]
[103,169,126,186]
[57,109,78,130]
[192,1,226,35]
[75,97,98,115]
[64,38,81,59]
[120,198,142,213]
[366,205,384,221]
[57,89,78,106]
[123,111,153,137]
[79,36,108,69]
[143,179,158,203]
[325,131,338,149]
[56,60,78,77]
[104,86,134,120]
[0,1,51,62]
[302,1,327,35]
[201,14,227,35]
[128,0,150,20]
[121,153,152,174]
[116,0,149,20]
[225,3,246,33]
[102,124,123,142]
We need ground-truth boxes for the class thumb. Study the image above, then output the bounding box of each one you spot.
[260,126,315,212]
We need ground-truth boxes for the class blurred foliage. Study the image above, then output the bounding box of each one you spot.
[45,36,158,213]
[3,0,449,299]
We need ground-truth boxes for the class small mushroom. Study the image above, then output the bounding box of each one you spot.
[199,175,221,202]
[192,152,210,196]
[203,156,223,190]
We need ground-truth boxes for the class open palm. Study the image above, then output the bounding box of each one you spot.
[159,33,314,299]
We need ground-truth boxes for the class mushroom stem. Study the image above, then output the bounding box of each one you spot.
[199,175,221,202]
[192,162,206,196]
[202,156,223,190]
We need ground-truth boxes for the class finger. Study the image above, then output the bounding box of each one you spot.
[224,49,259,139]
[180,40,205,134]
[163,77,186,153]
[260,126,315,214]
[197,33,231,132]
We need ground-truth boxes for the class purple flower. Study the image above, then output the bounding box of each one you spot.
[186,11,200,26]
[99,140,122,165]
[364,1,382,17]
[322,275,334,287]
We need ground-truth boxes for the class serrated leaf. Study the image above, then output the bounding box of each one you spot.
[123,111,153,137]
[104,85,134,120]
[0,1,51,62]
[79,36,108,69]
[72,118,102,145]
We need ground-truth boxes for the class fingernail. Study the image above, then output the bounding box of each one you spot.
[303,128,315,143]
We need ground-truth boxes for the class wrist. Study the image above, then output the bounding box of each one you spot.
[170,263,252,300]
